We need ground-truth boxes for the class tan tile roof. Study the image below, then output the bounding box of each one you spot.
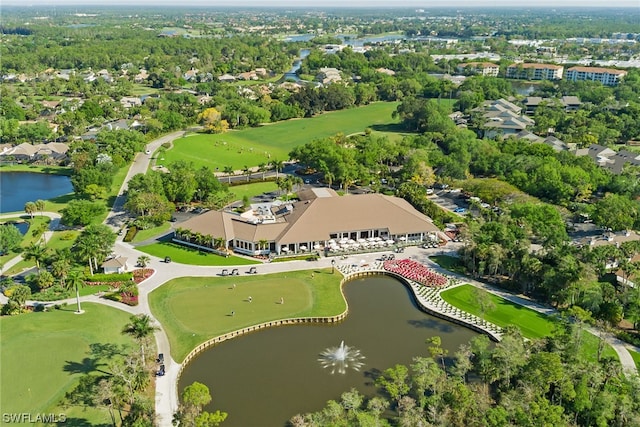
[508,63,563,70]
[101,256,127,268]
[178,210,236,240]
[276,194,440,244]
[567,66,627,75]
[179,194,441,246]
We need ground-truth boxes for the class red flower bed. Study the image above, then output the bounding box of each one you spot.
[133,268,154,284]
[384,259,448,287]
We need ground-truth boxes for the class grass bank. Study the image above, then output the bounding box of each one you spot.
[0,303,136,425]
[441,284,617,362]
[136,241,259,266]
[162,102,401,170]
[149,268,344,361]
[0,164,72,175]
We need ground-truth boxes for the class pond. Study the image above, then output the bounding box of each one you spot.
[178,276,479,426]
[0,172,73,214]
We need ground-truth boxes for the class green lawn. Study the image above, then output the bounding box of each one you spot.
[149,268,345,361]
[136,241,260,266]
[441,285,617,362]
[229,181,279,201]
[429,255,466,275]
[0,303,136,425]
[0,164,72,175]
[162,102,401,170]
[441,285,555,339]
[132,222,172,243]
[631,350,640,371]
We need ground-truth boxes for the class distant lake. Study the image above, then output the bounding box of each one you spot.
[0,172,73,214]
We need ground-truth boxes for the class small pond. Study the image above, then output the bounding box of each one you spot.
[178,275,478,426]
[0,172,73,213]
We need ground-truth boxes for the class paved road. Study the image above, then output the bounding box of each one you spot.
[104,131,186,231]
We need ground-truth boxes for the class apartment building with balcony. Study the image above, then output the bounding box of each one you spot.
[565,66,627,86]
[506,63,564,80]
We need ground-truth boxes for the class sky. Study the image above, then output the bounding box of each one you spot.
[5,0,640,7]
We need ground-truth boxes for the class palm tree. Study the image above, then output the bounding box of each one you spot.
[66,271,86,314]
[137,255,151,267]
[258,163,267,180]
[24,242,46,271]
[51,258,71,287]
[242,165,251,182]
[270,159,284,180]
[25,201,36,219]
[258,239,269,253]
[223,165,234,184]
[213,237,225,250]
[35,199,45,216]
[122,314,159,363]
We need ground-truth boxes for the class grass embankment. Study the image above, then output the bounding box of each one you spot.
[149,268,344,361]
[0,303,137,425]
[630,350,640,371]
[0,164,72,175]
[162,102,402,170]
[429,255,466,275]
[136,241,259,266]
[0,216,50,264]
[441,284,617,362]
[131,222,172,243]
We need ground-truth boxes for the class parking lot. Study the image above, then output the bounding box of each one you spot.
[428,190,470,215]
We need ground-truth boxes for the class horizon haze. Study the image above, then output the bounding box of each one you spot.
[4,0,640,7]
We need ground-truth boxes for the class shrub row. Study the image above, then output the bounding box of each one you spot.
[123,226,138,242]
[86,272,133,283]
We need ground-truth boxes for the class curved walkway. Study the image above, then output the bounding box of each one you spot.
[336,261,503,341]
[0,211,62,277]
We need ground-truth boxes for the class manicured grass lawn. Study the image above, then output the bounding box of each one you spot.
[229,181,279,201]
[631,350,640,371]
[132,222,172,243]
[429,255,466,275]
[441,284,616,362]
[0,303,136,425]
[0,164,72,175]
[163,102,401,170]
[136,241,260,266]
[441,285,555,339]
[149,268,345,361]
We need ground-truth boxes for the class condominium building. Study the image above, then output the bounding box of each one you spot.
[457,62,500,77]
[506,63,564,80]
[565,66,627,86]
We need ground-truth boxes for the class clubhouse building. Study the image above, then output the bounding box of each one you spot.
[175,188,444,256]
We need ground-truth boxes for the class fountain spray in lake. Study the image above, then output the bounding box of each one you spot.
[319,341,365,375]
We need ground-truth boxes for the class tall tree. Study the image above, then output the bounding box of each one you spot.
[122,314,159,363]
[65,271,86,314]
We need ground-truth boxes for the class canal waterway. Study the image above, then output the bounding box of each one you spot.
[178,275,478,426]
[0,172,73,213]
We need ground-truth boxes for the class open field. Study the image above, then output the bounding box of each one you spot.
[429,255,466,275]
[136,241,260,266]
[149,268,344,361]
[162,102,401,170]
[441,284,617,362]
[229,181,279,201]
[131,222,172,243]
[0,303,136,425]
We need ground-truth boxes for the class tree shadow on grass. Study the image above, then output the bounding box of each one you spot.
[56,417,111,427]
[369,123,410,133]
[49,193,76,205]
[63,357,110,376]
[407,318,455,333]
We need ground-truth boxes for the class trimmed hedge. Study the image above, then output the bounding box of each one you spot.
[123,226,138,242]
[86,272,133,283]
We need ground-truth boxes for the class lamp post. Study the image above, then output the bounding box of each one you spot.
[331,259,336,274]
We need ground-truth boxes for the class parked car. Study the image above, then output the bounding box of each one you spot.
[453,207,467,214]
